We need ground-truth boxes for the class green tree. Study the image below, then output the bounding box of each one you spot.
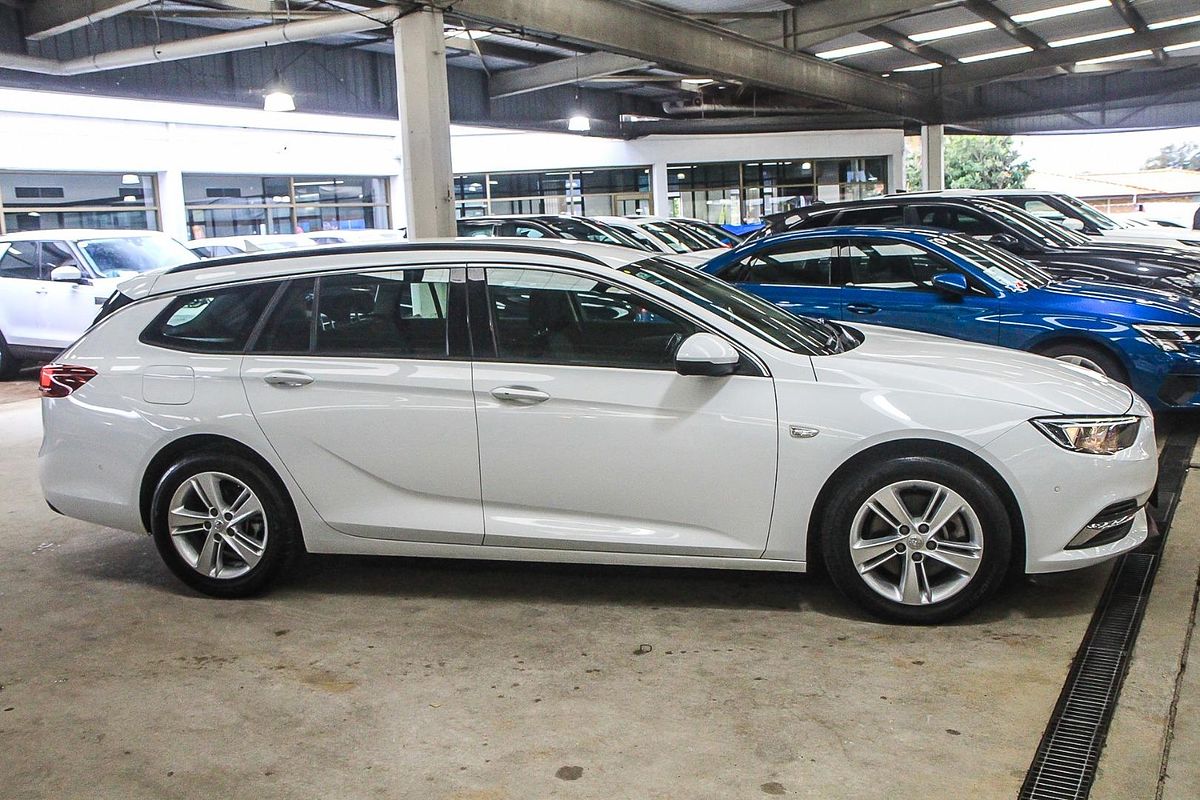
[906,135,1031,190]
[1144,142,1200,170]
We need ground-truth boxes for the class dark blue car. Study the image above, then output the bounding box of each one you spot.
[702,226,1200,409]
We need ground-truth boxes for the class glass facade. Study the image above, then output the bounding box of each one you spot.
[0,171,159,234]
[183,174,389,239]
[454,167,653,218]
[669,157,889,225]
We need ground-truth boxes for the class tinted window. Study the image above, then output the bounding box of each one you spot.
[843,240,961,292]
[313,270,449,357]
[914,206,1003,237]
[253,279,315,353]
[40,241,79,273]
[735,240,834,285]
[143,282,278,353]
[835,206,905,226]
[485,268,697,369]
[1013,198,1066,223]
[0,242,42,280]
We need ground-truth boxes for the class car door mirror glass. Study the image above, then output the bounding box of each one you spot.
[50,265,86,283]
[983,233,1021,253]
[1060,218,1086,232]
[931,272,969,296]
[675,332,739,376]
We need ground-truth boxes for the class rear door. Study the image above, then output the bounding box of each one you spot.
[838,237,1000,344]
[716,237,841,320]
[242,266,484,544]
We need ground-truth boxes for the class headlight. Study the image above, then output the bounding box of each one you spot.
[1133,324,1200,352]
[1031,416,1141,455]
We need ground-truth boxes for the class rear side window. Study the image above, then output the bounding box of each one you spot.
[142,282,279,353]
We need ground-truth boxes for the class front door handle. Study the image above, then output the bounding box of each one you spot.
[263,370,315,388]
[491,385,550,405]
[846,303,880,315]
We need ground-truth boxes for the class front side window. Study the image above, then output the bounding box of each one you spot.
[40,241,79,274]
[842,239,971,293]
[722,240,835,286]
[914,205,1003,237]
[143,282,279,353]
[485,268,697,369]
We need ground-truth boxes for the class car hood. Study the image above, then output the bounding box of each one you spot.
[1034,278,1200,323]
[814,324,1134,415]
[1099,227,1200,247]
[1056,241,1200,268]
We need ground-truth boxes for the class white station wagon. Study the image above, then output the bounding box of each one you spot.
[39,240,1157,622]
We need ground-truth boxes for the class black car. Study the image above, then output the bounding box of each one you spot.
[756,195,1200,297]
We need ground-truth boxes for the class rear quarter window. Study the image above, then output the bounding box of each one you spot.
[141,282,279,353]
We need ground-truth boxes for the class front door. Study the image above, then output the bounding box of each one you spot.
[470,265,778,557]
[839,238,1000,345]
[36,240,108,348]
[242,266,484,544]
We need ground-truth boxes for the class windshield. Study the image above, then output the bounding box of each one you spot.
[541,218,627,247]
[587,220,658,252]
[975,199,1090,248]
[685,220,744,246]
[78,235,198,277]
[930,233,1053,289]
[621,257,846,355]
[1056,194,1122,231]
[648,220,721,251]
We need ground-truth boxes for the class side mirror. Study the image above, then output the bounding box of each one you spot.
[1060,218,1086,232]
[931,272,969,296]
[50,265,86,284]
[675,332,740,377]
[984,233,1022,253]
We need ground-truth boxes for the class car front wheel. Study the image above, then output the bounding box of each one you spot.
[821,456,1012,624]
[150,452,298,597]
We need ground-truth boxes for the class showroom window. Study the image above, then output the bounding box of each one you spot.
[484,267,697,370]
[183,175,390,239]
[668,157,889,226]
[454,167,652,219]
[0,171,160,234]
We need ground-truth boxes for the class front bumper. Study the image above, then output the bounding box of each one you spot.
[983,409,1158,573]
[1126,342,1200,409]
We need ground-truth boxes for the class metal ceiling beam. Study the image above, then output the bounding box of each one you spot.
[1107,0,1167,63]
[934,21,1200,87]
[490,51,653,98]
[961,0,1048,52]
[25,0,157,40]
[444,0,931,118]
[863,24,956,66]
[785,0,957,50]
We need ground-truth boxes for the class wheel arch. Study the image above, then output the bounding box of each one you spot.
[1025,331,1131,380]
[805,438,1026,578]
[139,433,294,535]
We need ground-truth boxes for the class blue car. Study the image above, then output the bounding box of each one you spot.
[702,226,1200,409]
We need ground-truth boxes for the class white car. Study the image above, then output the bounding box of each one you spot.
[186,233,320,258]
[593,215,728,261]
[0,229,198,377]
[38,241,1156,623]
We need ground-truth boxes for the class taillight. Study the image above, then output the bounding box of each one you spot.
[39,364,97,398]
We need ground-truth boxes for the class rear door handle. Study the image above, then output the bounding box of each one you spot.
[263,371,315,388]
[846,304,880,315]
[491,385,550,405]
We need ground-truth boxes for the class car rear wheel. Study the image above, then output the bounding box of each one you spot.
[0,331,22,380]
[821,456,1012,624]
[1037,342,1126,384]
[150,452,298,597]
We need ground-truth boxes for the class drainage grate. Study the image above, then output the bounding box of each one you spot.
[1018,425,1197,800]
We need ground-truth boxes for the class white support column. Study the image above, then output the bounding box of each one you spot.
[387,172,408,234]
[651,161,670,217]
[920,124,945,192]
[157,167,188,240]
[394,9,455,238]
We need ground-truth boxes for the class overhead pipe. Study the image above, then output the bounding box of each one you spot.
[0,7,403,76]
[662,100,841,116]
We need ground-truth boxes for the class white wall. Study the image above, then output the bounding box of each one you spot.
[0,87,905,238]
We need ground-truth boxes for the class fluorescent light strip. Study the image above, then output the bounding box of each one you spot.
[959,45,1034,63]
[909,21,994,42]
[815,41,893,59]
[1011,0,1110,24]
[893,62,943,72]
[1049,28,1133,48]
[1149,14,1200,30]
[1077,49,1154,65]
[1164,40,1200,52]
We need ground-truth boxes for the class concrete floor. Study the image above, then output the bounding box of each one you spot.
[0,374,1195,799]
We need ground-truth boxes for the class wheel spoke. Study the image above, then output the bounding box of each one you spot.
[190,473,226,514]
[867,486,915,530]
[221,527,264,568]
[899,557,931,605]
[227,492,263,528]
[921,487,966,538]
[194,530,220,577]
[850,534,905,574]
[927,542,982,576]
[168,506,209,531]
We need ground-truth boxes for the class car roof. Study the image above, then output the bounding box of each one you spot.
[126,239,656,300]
[750,225,958,242]
[0,229,175,242]
[893,189,1046,197]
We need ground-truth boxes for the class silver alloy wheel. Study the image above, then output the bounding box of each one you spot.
[1054,353,1106,375]
[167,471,268,579]
[849,480,984,606]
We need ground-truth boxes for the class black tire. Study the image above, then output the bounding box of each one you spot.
[150,451,299,598]
[1036,341,1127,385]
[821,456,1012,624]
[0,331,23,380]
